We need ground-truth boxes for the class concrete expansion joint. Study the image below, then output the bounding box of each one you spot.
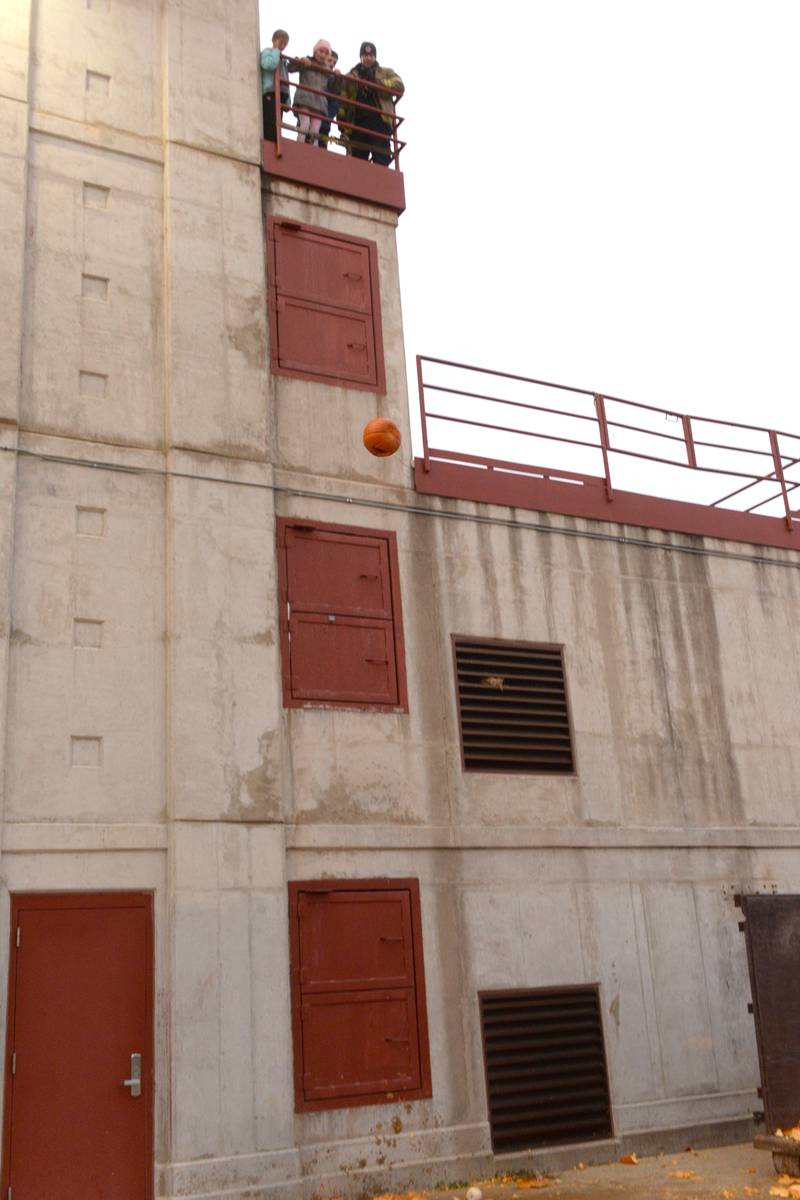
[170,136,262,170]
[30,109,165,164]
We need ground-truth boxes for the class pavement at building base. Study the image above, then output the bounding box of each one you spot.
[362,1142,779,1200]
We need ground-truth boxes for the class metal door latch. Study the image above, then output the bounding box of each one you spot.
[122,1052,142,1097]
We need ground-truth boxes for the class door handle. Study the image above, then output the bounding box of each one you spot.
[122,1052,142,1097]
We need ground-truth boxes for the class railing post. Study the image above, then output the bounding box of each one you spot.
[417,356,430,472]
[391,109,399,169]
[682,414,697,468]
[594,394,613,501]
[769,430,794,531]
[274,62,282,159]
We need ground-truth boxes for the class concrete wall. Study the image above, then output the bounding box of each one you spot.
[1,1,797,1198]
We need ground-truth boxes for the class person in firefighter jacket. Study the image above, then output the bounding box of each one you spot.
[338,42,404,166]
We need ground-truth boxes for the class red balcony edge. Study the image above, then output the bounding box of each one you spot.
[263,138,405,213]
[413,452,800,552]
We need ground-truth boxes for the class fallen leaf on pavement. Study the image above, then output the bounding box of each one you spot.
[721,1190,735,1198]
[744,1188,760,1196]
[493,1175,554,1188]
[769,1188,790,1198]
[671,1171,697,1180]
[620,1154,639,1165]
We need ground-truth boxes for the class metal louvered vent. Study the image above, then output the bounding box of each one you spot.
[480,987,613,1153]
[453,639,574,773]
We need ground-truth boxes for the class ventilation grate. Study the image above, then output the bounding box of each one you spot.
[480,987,613,1153]
[453,639,574,773]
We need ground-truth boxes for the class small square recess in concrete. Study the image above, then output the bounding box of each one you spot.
[85,70,111,96]
[70,737,103,768]
[81,274,109,301]
[74,620,103,648]
[82,182,109,209]
[75,507,106,537]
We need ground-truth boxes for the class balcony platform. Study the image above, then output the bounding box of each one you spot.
[262,138,405,213]
[414,451,800,552]
[413,356,800,553]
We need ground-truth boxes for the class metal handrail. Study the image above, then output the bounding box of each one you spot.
[274,55,404,167]
[416,355,800,532]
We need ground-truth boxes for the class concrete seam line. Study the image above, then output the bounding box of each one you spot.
[1,444,799,571]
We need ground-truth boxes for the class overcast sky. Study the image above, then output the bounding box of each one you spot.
[259,1,800,469]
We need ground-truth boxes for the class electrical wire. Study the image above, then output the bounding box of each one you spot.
[2,441,799,572]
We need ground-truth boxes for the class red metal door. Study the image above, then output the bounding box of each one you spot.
[1,893,154,1200]
[285,528,393,619]
[273,226,373,312]
[289,613,399,704]
[300,989,422,1101]
[275,297,377,385]
[298,889,415,990]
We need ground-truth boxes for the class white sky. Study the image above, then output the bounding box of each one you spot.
[259,1,800,485]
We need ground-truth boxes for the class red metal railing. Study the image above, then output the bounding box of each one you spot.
[416,355,800,541]
[273,56,405,167]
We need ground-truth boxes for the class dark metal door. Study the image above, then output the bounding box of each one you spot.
[741,894,800,1133]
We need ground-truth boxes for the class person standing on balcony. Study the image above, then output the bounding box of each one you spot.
[293,40,334,146]
[318,50,342,150]
[261,28,290,142]
[339,42,404,166]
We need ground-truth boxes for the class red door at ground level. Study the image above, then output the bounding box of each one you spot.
[2,893,154,1200]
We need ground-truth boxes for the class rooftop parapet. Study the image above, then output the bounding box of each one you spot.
[414,355,800,551]
[262,55,406,213]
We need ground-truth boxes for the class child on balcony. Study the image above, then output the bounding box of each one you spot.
[260,29,290,142]
[318,50,342,150]
[293,40,333,146]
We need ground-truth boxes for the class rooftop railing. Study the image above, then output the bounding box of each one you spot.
[271,55,405,168]
[415,355,800,549]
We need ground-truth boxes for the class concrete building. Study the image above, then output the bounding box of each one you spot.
[1,3,799,1198]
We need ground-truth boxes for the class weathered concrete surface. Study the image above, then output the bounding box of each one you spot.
[1,1,799,1197]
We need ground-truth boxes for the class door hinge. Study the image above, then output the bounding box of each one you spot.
[15,928,19,949]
